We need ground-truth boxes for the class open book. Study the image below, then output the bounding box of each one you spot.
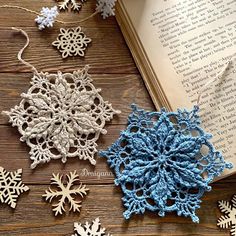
[116,0,236,179]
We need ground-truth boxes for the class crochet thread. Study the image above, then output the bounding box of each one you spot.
[100,104,233,223]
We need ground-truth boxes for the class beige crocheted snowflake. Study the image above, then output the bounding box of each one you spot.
[0,167,29,209]
[56,0,86,12]
[43,171,88,216]
[53,27,92,58]
[72,218,112,236]
[3,66,120,169]
[217,195,236,236]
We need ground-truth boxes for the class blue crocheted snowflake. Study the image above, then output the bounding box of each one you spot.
[100,104,233,223]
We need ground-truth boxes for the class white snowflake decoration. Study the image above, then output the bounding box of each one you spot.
[52,27,92,58]
[3,66,120,169]
[35,6,59,30]
[0,167,29,209]
[72,218,112,236]
[56,0,86,11]
[217,195,236,236]
[43,171,89,216]
[96,0,117,19]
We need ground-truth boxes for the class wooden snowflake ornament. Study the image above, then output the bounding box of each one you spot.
[72,218,112,236]
[55,0,86,12]
[43,171,88,216]
[53,27,92,58]
[0,167,29,209]
[217,195,236,236]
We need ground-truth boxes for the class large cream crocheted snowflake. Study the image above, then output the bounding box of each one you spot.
[72,218,112,236]
[3,66,120,169]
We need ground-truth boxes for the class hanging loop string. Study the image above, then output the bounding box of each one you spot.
[0,5,99,24]
[56,10,99,24]
[12,27,38,73]
[196,61,230,106]
[0,5,39,16]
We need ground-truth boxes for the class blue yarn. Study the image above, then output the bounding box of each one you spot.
[100,104,233,223]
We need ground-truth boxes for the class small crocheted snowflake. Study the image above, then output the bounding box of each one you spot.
[0,167,29,209]
[96,0,117,19]
[72,218,112,236]
[3,66,120,169]
[100,104,232,223]
[35,6,59,30]
[56,0,86,12]
[43,171,88,216]
[52,27,92,58]
[217,195,236,236]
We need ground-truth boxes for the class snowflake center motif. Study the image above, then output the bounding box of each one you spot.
[3,66,120,169]
[100,104,232,223]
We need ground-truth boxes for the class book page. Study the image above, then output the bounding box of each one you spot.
[120,0,236,174]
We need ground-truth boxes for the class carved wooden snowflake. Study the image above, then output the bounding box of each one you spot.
[52,27,92,58]
[55,0,86,12]
[43,171,88,216]
[3,66,120,169]
[72,218,112,236]
[217,195,236,236]
[0,167,29,209]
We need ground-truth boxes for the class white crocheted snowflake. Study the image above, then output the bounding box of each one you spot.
[43,171,88,216]
[3,66,120,169]
[72,218,112,236]
[0,167,29,209]
[217,195,236,236]
[52,27,92,58]
[96,0,117,19]
[56,0,86,11]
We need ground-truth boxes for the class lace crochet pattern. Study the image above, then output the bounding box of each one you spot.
[3,66,120,169]
[100,104,232,223]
